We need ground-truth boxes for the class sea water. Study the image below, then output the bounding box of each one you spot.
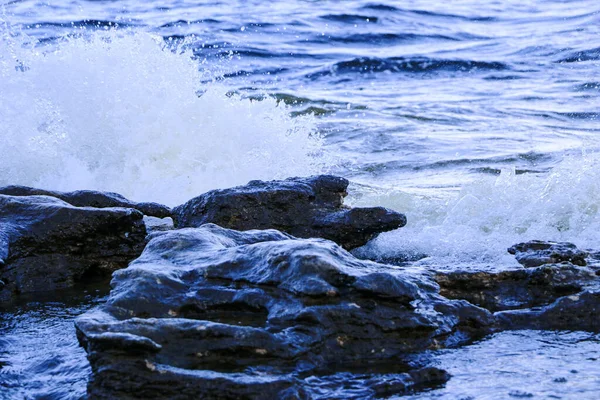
[1,0,599,398]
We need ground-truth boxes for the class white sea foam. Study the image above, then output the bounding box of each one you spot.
[0,26,325,205]
[2,23,598,269]
[351,153,600,268]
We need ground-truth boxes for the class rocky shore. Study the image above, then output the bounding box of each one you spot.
[1,175,599,398]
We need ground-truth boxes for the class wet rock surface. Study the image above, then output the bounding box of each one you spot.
[496,241,599,332]
[508,240,588,268]
[436,264,598,312]
[172,175,406,250]
[435,240,600,332]
[0,185,171,218]
[0,194,146,301]
[496,290,600,332]
[75,224,492,399]
[2,180,600,398]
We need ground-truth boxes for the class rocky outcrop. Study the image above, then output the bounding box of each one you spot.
[172,175,406,250]
[501,244,600,332]
[0,185,171,218]
[436,264,597,312]
[76,224,492,399]
[508,240,588,268]
[496,290,600,332]
[3,178,599,398]
[435,240,600,331]
[0,194,147,301]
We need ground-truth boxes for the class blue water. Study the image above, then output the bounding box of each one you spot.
[0,284,108,399]
[1,0,600,398]
[5,0,600,190]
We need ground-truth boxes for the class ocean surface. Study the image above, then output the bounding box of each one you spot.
[1,0,600,398]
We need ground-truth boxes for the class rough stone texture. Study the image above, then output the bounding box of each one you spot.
[0,185,171,218]
[76,224,492,399]
[171,175,406,250]
[508,240,588,268]
[0,194,146,301]
[435,241,600,330]
[496,290,600,332]
[460,240,600,332]
[435,264,598,312]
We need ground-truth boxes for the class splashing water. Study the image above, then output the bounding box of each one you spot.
[352,152,600,268]
[0,25,325,206]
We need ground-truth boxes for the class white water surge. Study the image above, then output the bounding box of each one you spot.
[0,26,324,206]
[353,153,600,267]
[1,21,599,270]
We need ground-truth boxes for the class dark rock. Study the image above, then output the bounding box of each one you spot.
[361,367,450,397]
[76,224,492,399]
[496,290,600,332]
[436,239,600,331]
[508,390,534,398]
[0,194,146,300]
[171,175,406,250]
[436,264,598,312]
[508,240,588,268]
[0,185,171,218]
[492,240,600,331]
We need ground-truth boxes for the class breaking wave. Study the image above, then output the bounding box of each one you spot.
[0,25,326,206]
[352,152,600,268]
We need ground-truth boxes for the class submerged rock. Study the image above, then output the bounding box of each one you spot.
[76,224,492,399]
[0,185,171,218]
[508,240,588,268]
[304,367,450,398]
[0,194,146,300]
[172,175,406,250]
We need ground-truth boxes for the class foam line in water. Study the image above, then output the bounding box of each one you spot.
[0,25,326,206]
[352,153,600,268]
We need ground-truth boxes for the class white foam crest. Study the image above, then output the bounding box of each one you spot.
[352,153,600,268]
[0,27,325,205]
